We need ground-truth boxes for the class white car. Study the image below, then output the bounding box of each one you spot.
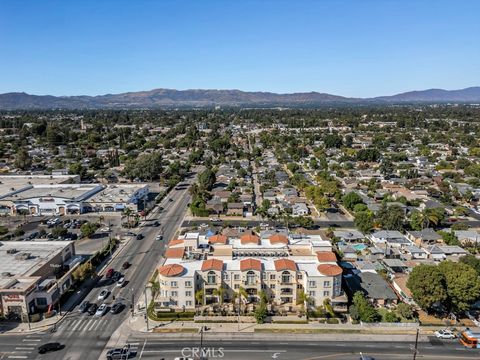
[95,303,108,317]
[435,329,456,339]
[116,277,125,287]
[98,289,110,301]
[472,208,480,215]
[155,234,163,241]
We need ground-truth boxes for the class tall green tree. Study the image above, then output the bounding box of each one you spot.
[14,148,32,170]
[342,191,364,211]
[354,210,374,233]
[407,264,447,312]
[438,261,480,312]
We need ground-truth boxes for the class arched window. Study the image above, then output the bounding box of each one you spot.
[246,271,256,285]
[207,271,216,284]
[281,271,291,284]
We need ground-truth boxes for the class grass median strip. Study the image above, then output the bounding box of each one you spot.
[152,327,198,333]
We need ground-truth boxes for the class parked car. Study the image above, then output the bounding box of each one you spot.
[435,329,456,339]
[98,289,110,301]
[105,268,115,278]
[136,233,144,240]
[153,221,160,227]
[106,344,131,360]
[117,277,125,287]
[122,261,131,270]
[78,301,90,313]
[110,302,124,314]
[38,342,63,354]
[95,303,108,317]
[155,234,163,241]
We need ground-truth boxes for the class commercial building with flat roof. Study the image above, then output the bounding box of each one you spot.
[0,181,149,215]
[0,241,81,317]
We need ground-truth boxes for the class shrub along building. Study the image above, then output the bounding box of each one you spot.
[155,230,347,313]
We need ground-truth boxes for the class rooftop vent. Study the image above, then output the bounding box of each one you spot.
[15,252,31,260]
[6,248,17,254]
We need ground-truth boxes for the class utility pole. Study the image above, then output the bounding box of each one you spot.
[144,286,150,331]
[413,328,419,360]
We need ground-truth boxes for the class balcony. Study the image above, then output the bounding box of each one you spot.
[280,288,293,295]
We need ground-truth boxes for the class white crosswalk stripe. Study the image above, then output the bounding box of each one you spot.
[59,317,108,332]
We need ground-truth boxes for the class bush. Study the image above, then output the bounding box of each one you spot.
[384,311,400,323]
[0,226,8,236]
[13,227,25,237]
[29,313,42,322]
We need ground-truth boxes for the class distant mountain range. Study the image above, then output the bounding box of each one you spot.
[0,87,479,109]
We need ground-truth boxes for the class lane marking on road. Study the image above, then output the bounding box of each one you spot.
[7,356,28,359]
[22,339,40,342]
[144,350,288,353]
[139,339,147,359]
[92,320,103,331]
[14,348,34,350]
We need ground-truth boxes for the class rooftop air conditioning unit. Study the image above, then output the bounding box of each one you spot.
[7,248,17,254]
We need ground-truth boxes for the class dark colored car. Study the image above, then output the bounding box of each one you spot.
[110,302,124,314]
[38,342,62,354]
[106,344,131,360]
[87,303,98,315]
[78,301,90,313]
[136,233,144,240]
[122,261,130,270]
[153,221,160,227]
[112,271,122,282]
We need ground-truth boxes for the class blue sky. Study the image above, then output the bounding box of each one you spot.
[0,0,479,97]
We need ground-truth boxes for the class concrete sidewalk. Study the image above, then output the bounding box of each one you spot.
[124,310,460,338]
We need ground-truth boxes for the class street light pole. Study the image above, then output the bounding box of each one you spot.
[413,328,419,360]
[131,289,135,318]
[144,286,150,331]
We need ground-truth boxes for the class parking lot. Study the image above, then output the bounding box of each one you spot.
[0,213,125,255]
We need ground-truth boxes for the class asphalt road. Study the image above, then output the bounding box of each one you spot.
[0,172,197,360]
[182,219,356,228]
[123,335,480,360]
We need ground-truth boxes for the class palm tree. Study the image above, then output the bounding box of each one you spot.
[238,287,248,315]
[297,290,312,320]
[213,286,226,306]
[123,208,133,227]
[195,289,204,315]
[422,208,441,228]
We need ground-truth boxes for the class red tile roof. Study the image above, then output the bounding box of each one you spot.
[240,234,260,245]
[208,235,228,244]
[240,258,262,271]
[201,258,224,271]
[159,264,184,277]
[274,258,296,272]
[317,264,342,276]
[168,239,184,247]
[269,234,288,245]
[164,247,185,259]
[316,251,337,262]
